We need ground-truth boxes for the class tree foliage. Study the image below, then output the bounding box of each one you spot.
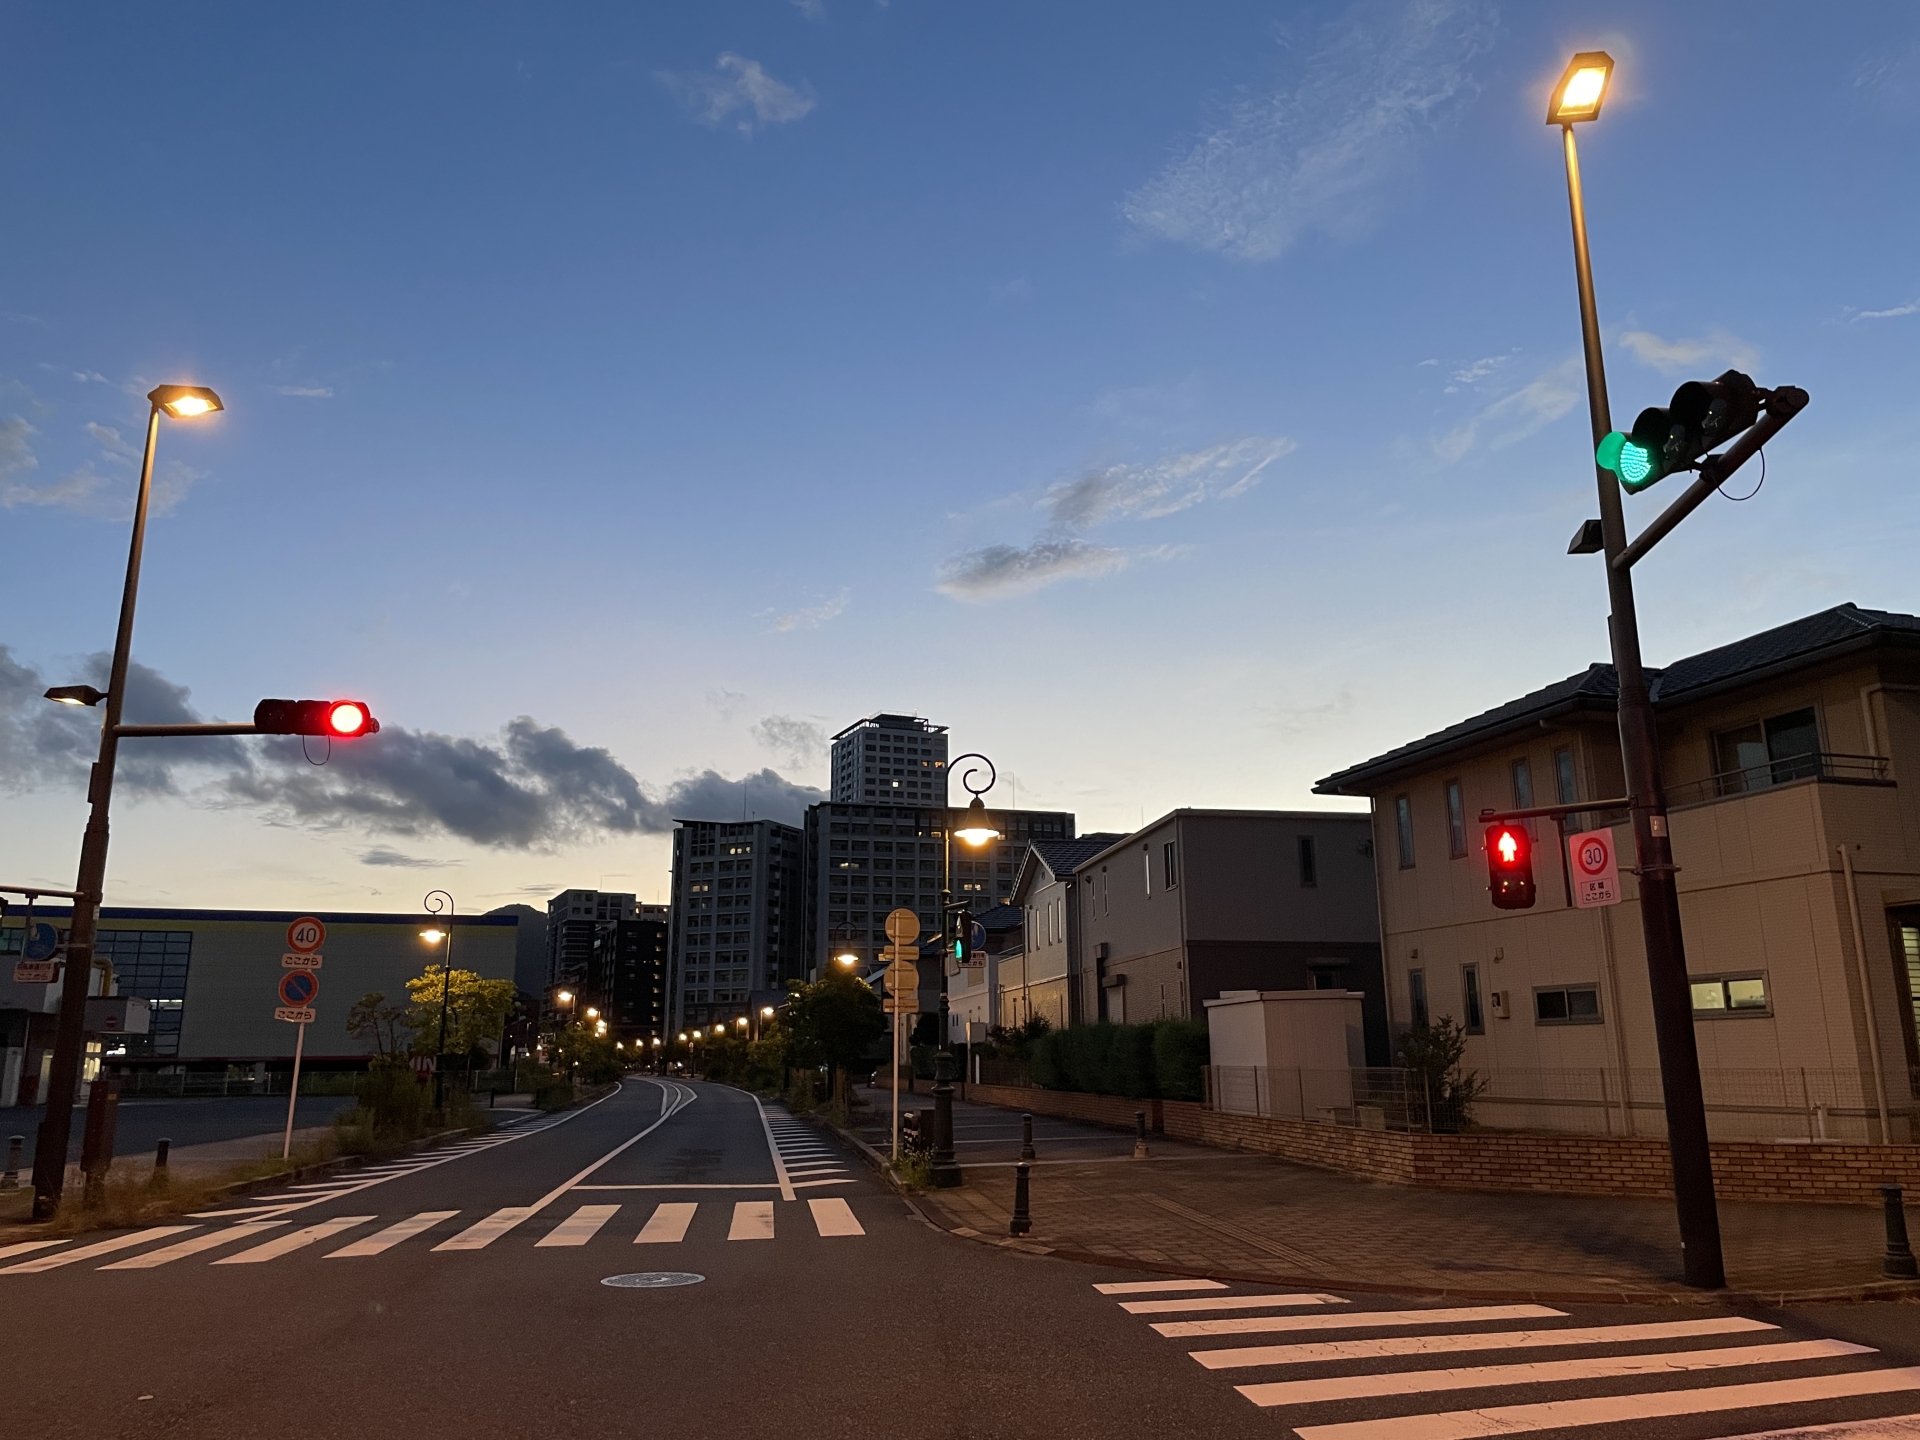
[784,973,886,1075]
[346,992,409,1063]
[405,964,518,1059]
[1395,1016,1487,1133]
[550,1021,622,1084]
[1028,1019,1209,1100]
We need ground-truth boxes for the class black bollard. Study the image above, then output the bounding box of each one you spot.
[1884,1184,1919,1280]
[149,1138,171,1192]
[931,1051,961,1188]
[1133,1108,1149,1159]
[1009,1161,1032,1236]
[1,1134,21,1190]
[1020,1112,1036,1162]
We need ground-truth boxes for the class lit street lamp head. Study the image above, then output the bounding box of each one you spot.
[44,685,106,707]
[835,952,858,969]
[1547,51,1613,125]
[419,928,445,944]
[954,794,1003,848]
[146,384,224,420]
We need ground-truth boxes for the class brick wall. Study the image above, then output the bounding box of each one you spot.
[953,1082,1920,1204]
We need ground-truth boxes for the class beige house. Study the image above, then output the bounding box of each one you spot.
[1315,603,1920,1142]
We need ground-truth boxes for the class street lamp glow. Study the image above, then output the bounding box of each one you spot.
[835,952,858,968]
[147,384,224,420]
[676,1032,687,1042]
[1547,51,1613,125]
[736,1017,748,1029]
[760,1005,775,1018]
[419,928,445,944]
[953,795,1002,847]
[557,991,574,1005]
[712,1025,724,1035]
[585,1007,599,1019]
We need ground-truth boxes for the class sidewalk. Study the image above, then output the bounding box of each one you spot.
[850,1086,1920,1305]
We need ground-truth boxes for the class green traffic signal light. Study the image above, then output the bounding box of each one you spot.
[1596,431,1661,493]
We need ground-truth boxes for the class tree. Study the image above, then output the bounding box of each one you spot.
[550,1021,621,1084]
[1396,1016,1488,1133]
[346,992,408,1065]
[784,972,886,1103]
[404,965,518,1063]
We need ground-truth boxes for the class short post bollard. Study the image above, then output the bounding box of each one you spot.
[149,1138,171,1192]
[1009,1161,1032,1237]
[1884,1184,1919,1280]
[1133,1109,1149,1159]
[80,1077,121,1209]
[1,1134,22,1190]
[1020,1112,1036,1162]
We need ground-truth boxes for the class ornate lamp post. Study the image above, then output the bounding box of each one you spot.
[931,752,1002,1188]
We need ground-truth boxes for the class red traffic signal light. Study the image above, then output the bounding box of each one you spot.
[253,699,382,738]
[1485,823,1536,910]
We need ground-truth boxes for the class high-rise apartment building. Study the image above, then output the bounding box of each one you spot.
[669,818,805,1030]
[592,918,669,1045]
[544,890,666,1023]
[830,713,949,805]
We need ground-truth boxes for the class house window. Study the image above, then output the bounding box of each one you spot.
[1298,835,1318,888]
[1462,963,1484,1035]
[1691,973,1772,1017]
[1554,747,1578,806]
[1395,796,1415,869]
[1512,757,1537,837]
[1163,841,1178,889]
[1713,707,1820,795]
[1445,781,1467,858]
[1408,968,1428,1027]
[1534,985,1603,1025]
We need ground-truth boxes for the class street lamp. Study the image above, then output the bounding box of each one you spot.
[26,383,223,1220]
[835,952,858,969]
[929,751,1002,1188]
[1548,52,1723,1291]
[421,891,456,1113]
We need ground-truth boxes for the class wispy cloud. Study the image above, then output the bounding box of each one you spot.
[990,276,1034,304]
[1122,0,1496,262]
[770,589,849,632]
[936,539,1129,601]
[1445,352,1514,390]
[1433,356,1581,462]
[1849,298,1919,322]
[357,847,455,869]
[275,385,335,398]
[0,468,109,511]
[86,422,137,463]
[658,53,815,135]
[1617,328,1759,375]
[792,0,826,20]
[0,416,37,478]
[752,714,828,769]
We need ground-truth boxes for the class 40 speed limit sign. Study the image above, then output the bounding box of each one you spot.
[1567,827,1621,909]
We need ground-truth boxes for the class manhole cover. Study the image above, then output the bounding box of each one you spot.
[600,1271,705,1289]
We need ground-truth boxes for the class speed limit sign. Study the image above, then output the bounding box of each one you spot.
[1567,828,1621,909]
[286,916,326,953]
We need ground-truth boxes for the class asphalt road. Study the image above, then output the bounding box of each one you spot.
[0,1095,361,1165]
[4,1078,1919,1440]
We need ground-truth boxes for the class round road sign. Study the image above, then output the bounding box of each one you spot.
[286,916,326,953]
[1574,834,1611,876]
[278,970,320,1008]
[884,908,920,945]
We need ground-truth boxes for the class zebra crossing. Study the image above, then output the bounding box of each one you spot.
[0,1198,867,1275]
[1093,1277,1920,1439]
[764,1112,855,1192]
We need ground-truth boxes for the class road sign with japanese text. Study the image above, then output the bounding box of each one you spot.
[1568,827,1621,909]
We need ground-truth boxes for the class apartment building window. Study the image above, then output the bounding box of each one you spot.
[1713,707,1820,795]
[1534,984,1602,1024]
[1461,963,1484,1035]
[1408,968,1428,1026]
[1395,796,1416,869]
[1445,780,1467,858]
[1690,972,1771,1017]
[1162,841,1178,889]
[1298,835,1317,888]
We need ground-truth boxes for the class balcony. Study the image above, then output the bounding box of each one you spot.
[1668,751,1891,810]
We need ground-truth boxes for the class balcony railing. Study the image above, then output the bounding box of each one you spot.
[1667,750,1890,809]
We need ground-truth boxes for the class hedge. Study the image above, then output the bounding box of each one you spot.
[1028,1019,1209,1100]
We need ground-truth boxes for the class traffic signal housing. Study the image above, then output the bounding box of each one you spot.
[951,908,974,965]
[1596,369,1762,494]
[1485,822,1537,910]
[253,699,381,738]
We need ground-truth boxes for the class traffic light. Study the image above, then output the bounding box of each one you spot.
[1485,823,1536,910]
[951,908,974,965]
[253,699,382,738]
[1596,369,1762,494]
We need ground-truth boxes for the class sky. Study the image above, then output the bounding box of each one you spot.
[2,1,1917,915]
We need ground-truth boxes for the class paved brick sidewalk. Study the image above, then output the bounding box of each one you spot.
[851,1087,1919,1304]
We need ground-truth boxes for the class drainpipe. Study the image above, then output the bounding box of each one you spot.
[1838,843,1893,1145]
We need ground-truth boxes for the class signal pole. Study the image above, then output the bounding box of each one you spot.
[1554,84,1724,1288]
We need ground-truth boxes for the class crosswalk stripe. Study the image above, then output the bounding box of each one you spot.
[1192,1316,1779,1370]
[435,1207,535,1251]
[536,1205,620,1248]
[0,1240,70,1263]
[99,1222,289,1269]
[808,1198,864,1236]
[0,1226,197,1273]
[1711,1415,1920,1439]
[1236,1339,1874,1408]
[328,1211,461,1257]
[1154,1303,1564,1340]
[635,1203,698,1244]
[1097,1279,1228,1296]
[214,1215,373,1264]
[1123,1292,1346,1316]
[1293,1367,1920,1440]
[729,1200,775,1240]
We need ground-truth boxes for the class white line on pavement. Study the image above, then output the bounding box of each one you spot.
[753,1093,796,1201]
[1152,1304,1565,1340]
[808,1197,864,1236]
[536,1204,620,1247]
[1189,1316,1778,1370]
[729,1200,775,1240]
[1122,1292,1347,1316]
[635,1203,697,1244]
[213,1215,373,1264]
[0,1240,70,1263]
[99,1222,289,1269]
[328,1211,461,1257]
[1096,1279,1228,1295]
[1709,1415,1920,1439]
[0,1226,197,1273]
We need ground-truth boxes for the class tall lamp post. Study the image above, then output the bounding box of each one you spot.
[28,385,223,1220]
[1549,52,1724,1289]
[422,890,456,1113]
[930,753,1002,1188]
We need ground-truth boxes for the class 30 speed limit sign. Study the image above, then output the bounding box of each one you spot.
[1567,827,1621,909]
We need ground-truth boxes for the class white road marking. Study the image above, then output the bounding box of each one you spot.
[0,1226,197,1273]
[1191,1316,1778,1370]
[635,1203,698,1244]
[1711,1416,1920,1439]
[1122,1292,1347,1316]
[99,1222,288,1269]
[436,1207,536,1252]
[1153,1303,1564,1340]
[729,1200,775,1240]
[213,1215,373,1264]
[0,1240,70,1263]
[1293,1368,1920,1440]
[1096,1279,1229,1296]
[536,1204,620,1248]
[753,1094,796,1201]
[1237,1339,1874,1408]
[808,1197,864,1236]
[328,1211,460,1257]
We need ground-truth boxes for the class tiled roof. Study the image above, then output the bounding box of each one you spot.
[1030,834,1127,877]
[1315,603,1920,795]
[974,903,1024,932]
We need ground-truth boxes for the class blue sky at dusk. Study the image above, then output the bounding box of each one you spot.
[2,1,1916,911]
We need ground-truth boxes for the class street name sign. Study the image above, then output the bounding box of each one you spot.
[281,952,323,970]
[286,916,326,954]
[1568,827,1622,909]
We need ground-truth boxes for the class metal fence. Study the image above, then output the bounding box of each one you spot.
[103,1065,520,1100]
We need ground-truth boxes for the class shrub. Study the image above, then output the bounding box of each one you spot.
[1029,1018,1211,1099]
[1396,1016,1487,1133]
[1151,1019,1210,1101]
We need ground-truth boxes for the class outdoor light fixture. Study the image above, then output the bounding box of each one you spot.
[558,991,574,1004]
[953,795,1003,848]
[835,952,858,968]
[712,1025,724,1035]
[760,1006,775,1018]
[1547,51,1613,125]
[44,685,106,707]
[419,928,445,944]
[585,1007,599,1019]
[147,384,224,420]
[676,1032,687,1042]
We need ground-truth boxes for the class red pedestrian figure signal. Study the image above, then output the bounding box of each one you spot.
[1486,823,1537,910]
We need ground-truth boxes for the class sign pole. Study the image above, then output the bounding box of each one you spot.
[282,1019,307,1161]
[891,1008,901,1162]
